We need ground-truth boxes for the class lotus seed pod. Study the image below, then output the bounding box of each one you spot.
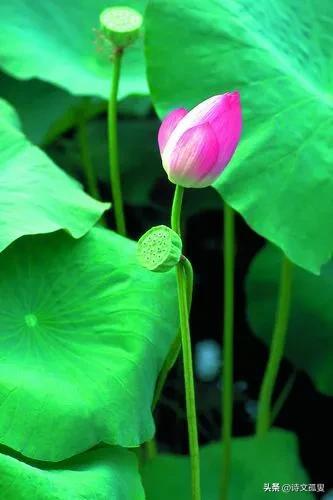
[99,6,143,49]
[137,225,182,273]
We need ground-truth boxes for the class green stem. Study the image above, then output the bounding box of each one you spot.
[148,258,194,463]
[152,257,193,410]
[270,370,297,425]
[144,437,157,461]
[176,262,201,500]
[256,256,293,436]
[148,188,192,462]
[171,184,184,235]
[77,101,100,200]
[220,202,235,500]
[171,185,201,500]
[183,257,194,309]
[107,48,126,236]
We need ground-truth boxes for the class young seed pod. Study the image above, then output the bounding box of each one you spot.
[137,225,182,273]
[99,6,143,49]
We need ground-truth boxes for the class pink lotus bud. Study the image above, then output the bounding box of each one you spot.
[158,92,242,188]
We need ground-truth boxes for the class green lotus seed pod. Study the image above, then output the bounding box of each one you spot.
[99,6,143,48]
[137,225,182,273]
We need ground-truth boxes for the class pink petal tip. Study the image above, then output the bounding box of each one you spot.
[158,108,188,153]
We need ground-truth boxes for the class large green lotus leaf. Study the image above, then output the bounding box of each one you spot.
[143,429,313,499]
[145,0,333,274]
[246,244,333,396]
[0,0,147,100]
[0,227,178,460]
[0,447,144,499]
[0,99,108,253]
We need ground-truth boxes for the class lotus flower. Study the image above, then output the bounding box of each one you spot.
[158,92,242,188]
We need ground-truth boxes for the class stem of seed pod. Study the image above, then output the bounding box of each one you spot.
[171,185,201,500]
[220,202,235,500]
[256,256,293,436]
[107,47,126,236]
[152,256,193,410]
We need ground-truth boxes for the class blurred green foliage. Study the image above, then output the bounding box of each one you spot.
[247,243,333,396]
[143,430,313,499]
